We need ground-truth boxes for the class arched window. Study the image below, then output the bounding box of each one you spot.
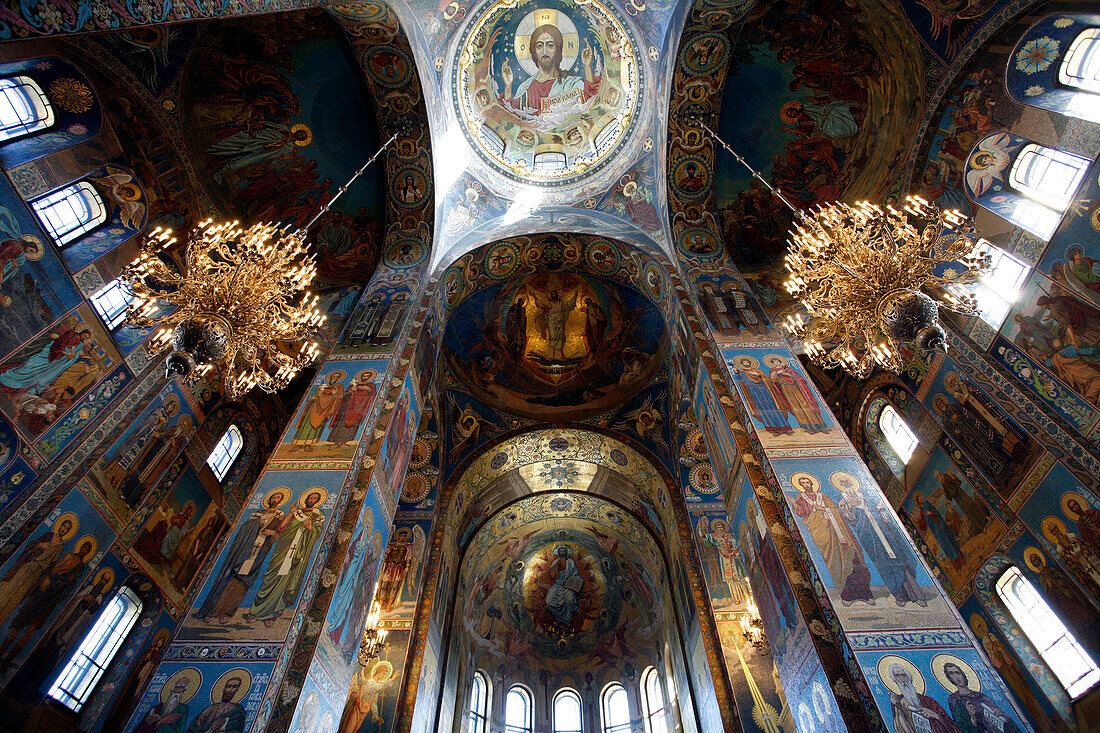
[878,404,918,463]
[1060,28,1100,93]
[1008,144,1089,212]
[31,182,107,246]
[953,239,1030,327]
[601,682,631,733]
[0,76,53,142]
[207,424,243,482]
[48,586,142,711]
[468,670,490,733]
[505,684,533,733]
[553,688,582,733]
[90,277,142,331]
[532,151,567,172]
[641,667,668,733]
[996,566,1100,697]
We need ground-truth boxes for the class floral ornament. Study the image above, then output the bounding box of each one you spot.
[48,78,94,113]
[1054,18,1074,28]
[1016,37,1060,74]
[1025,85,1045,97]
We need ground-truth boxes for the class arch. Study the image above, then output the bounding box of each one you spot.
[0,76,54,142]
[1007,14,1100,122]
[468,669,490,733]
[640,665,667,733]
[553,687,583,733]
[31,181,106,246]
[505,684,534,733]
[600,681,630,733]
[878,403,919,465]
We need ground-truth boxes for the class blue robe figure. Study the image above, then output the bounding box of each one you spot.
[545,545,581,627]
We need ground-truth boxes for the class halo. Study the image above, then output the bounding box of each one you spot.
[779,100,803,124]
[93,567,116,589]
[968,613,988,635]
[356,369,377,382]
[368,659,395,685]
[163,394,181,416]
[53,512,79,540]
[160,667,202,704]
[299,486,329,508]
[513,8,580,76]
[931,653,980,693]
[734,355,760,370]
[622,181,638,198]
[1042,516,1068,543]
[20,235,44,261]
[1061,492,1088,521]
[790,472,821,493]
[763,353,790,368]
[943,371,962,391]
[325,370,347,383]
[291,123,313,146]
[151,628,171,648]
[210,668,252,704]
[711,518,728,533]
[263,487,292,509]
[76,535,98,559]
[177,414,194,432]
[1023,546,1045,572]
[830,471,860,492]
[877,654,926,695]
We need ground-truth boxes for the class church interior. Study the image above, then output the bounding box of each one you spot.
[0,0,1098,731]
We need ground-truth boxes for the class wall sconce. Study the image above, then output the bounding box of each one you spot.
[358,601,388,665]
[739,601,769,655]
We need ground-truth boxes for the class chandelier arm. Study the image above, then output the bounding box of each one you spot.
[697,121,804,217]
[301,131,399,232]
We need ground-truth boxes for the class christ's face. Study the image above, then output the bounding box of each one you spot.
[534,33,558,72]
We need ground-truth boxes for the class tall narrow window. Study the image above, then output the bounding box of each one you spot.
[90,277,142,330]
[641,667,668,733]
[996,566,1100,698]
[48,586,142,711]
[1060,28,1100,93]
[207,424,243,482]
[31,182,106,246]
[0,76,53,141]
[553,688,582,733]
[1008,144,1089,211]
[505,684,533,733]
[954,239,1030,327]
[601,682,631,733]
[468,671,489,733]
[878,404,918,463]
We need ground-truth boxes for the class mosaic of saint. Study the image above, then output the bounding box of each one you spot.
[443,273,665,419]
[455,0,639,183]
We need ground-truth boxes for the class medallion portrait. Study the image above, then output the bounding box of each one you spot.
[455,0,640,183]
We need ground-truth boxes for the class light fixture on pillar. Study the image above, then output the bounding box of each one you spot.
[739,600,768,654]
[122,133,398,399]
[697,121,990,379]
[358,601,388,665]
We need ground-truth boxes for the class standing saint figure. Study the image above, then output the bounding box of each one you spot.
[196,488,289,624]
[763,354,828,432]
[501,25,601,114]
[834,471,927,607]
[292,371,345,447]
[731,355,790,434]
[913,490,963,569]
[695,517,727,602]
[504,296,528,359]
[376,527,414,612]
[134,675,194,733]
[245,489,326,628]
[883,662,959,733]
[0,514,75,622]
[326,370,377,446]
[187,672,249,733]
[938,658,1020,733]
[532,289,577,362]
[790,472,873,605]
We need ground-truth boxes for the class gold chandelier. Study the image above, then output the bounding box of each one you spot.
[123,133,396,398]
[699,122,990,378]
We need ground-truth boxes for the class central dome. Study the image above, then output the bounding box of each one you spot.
[454,0,641,185]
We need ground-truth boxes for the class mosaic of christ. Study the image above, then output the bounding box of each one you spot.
[456,0,639,182]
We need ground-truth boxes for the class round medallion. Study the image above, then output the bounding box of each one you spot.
[689,463,720,495]
[409,437,433,469]
[609,448,628,466]
[401,472,430,503]
[454,0,641,185]
[685,429,708,461]
[585,239,619,274]
[490,451,509,470]
[485,242,522,279]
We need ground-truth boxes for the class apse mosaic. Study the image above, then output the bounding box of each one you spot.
[454,0,641,185]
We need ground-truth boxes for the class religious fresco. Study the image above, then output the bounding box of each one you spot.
[773,455,959,630]
[442,272,667,420]
[857,647,1029,733]
[0,488,113,689]
[182,11,384,276]
[338,285,413,354]
[899,447,1006,594]
[53,164,149,273]
[86,382,197,522]
[454,0,641,184]
[179,470,342,641]
[124,660,273,733]
[377,371,421,508]
[375,519,428,619]
[274,360,386,465]
[128,465,226,606]
[338,628,409,733]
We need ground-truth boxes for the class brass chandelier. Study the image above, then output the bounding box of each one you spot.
[123,133,396,398]
[699,122,990,378]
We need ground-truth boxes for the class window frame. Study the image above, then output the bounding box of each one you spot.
[954,239,1030,328]
[207,424,243,482]
[31,181,107,247]
[1007,143,1090,212]
[600,682,631,733]
[0,75,54,142]
[553,687,583,733]
[1059,27,1100,94]
[504,684,534,733]
[878,404,919,464]
[468,670,490,733]
[47,586,142,712]
[90,277,142,331]
[641,667,667,733]
[996,565,1100,698]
